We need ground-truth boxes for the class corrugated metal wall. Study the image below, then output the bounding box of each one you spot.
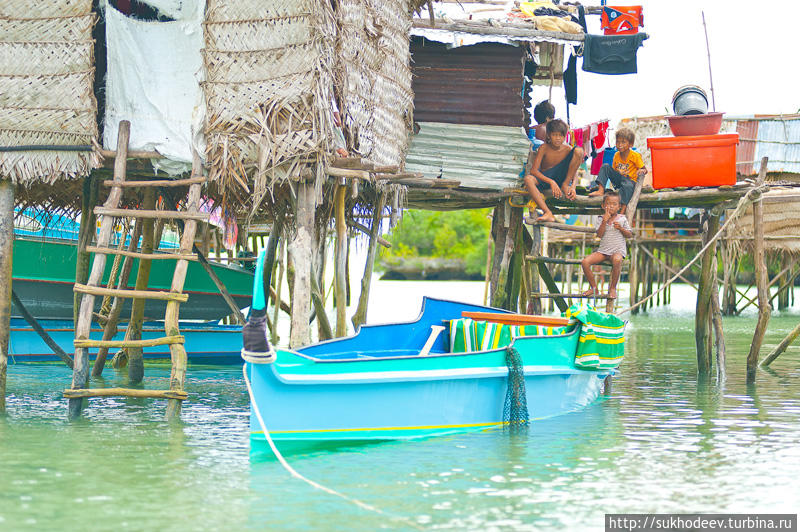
[411,37,525,127]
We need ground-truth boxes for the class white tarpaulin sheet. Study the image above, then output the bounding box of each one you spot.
[103,0,205,174]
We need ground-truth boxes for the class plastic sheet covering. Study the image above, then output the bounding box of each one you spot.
[103,0,205,174]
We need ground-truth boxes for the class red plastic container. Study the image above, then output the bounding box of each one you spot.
[646,133,739,189]
[667,112,724,136]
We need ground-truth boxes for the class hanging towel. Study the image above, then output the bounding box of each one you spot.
[590,148,605,175]
[594,121,609,149]
[564,303,626,370]
[582,33,648,75]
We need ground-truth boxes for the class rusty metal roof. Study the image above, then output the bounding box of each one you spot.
[404,121,531,190]
[411,37,526,127]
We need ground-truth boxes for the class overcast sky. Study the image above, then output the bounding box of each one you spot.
[536,0,800,127]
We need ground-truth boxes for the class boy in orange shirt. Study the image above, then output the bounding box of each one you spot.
[589,127,646,212]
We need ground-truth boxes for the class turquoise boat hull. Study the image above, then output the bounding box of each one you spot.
[247,297,613,455]
[8,317,242,365]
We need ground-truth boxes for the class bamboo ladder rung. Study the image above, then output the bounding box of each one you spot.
[73,335,185,349]
[526,256,614,267]
[73,283,189,302]
[63,388,188,400]
[85,246,198,261]
[102,177,206,188]
[94,207,210,221]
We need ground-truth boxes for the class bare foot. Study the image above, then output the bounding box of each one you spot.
[582,288,595,296]
[536,212,555,223]
[588,189,604,197]
[608,288,617,298]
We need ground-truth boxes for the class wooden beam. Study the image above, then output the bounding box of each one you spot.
[94,207,209,221]
[63,388,187,400]
[73,283,189,302]
[461,311,570,327]
[334,185,348,337]
[348,220,391,248]
[525,219,596,233]
[74,335,184,348]
[327,167,371,180]
[413,18,585,42]
[352,192,387,330]
[86,246,198,261]
[289,181,315,348]
[100,148,163,160]
[12,290,73,368]
[102,177,205,188]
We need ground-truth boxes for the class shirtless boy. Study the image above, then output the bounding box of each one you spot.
[523,119,585,222]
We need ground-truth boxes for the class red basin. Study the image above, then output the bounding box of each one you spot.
[667,112,724,136]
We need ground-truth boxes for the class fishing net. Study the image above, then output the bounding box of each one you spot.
[503,347,529,430]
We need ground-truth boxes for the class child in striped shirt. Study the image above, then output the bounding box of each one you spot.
[581,190,634,299]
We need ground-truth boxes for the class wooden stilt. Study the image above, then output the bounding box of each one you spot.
[74,173,99,326]
[11,290,73,368]
[695,211,720,374]
[710,249,726,380]
[288,180,315,348]
[747,159,771,382]
[490,203,522,310]
[352,192,386,329]
[92,222,142,376]
[0,178,13,413]
[126,187,157,384]
[761,319,800,367]
[271,240,285,345]
[165,152,204,419]
[529,223,542,314]
[334,184,348,336]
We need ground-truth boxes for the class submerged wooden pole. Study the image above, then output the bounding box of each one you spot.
[709,248,726,380]
[0,178,13,413]
[695,211,720,374]
[333,184,348,336]
[761,320,800,367]
[288,181,315,348]
[126,188,157,384]
[11,290,73,368]
[747,160,771,381]
[352,191,386,330]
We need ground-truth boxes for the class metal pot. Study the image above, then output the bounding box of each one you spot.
[672,85,709,116]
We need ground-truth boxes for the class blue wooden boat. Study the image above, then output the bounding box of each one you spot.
[243,255,625,455]
[8,317,242,365]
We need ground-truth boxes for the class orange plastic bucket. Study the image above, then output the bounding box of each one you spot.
[646,133,739,189]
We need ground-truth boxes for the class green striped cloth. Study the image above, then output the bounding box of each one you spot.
[564,303,626,369]
[448,319,569,353]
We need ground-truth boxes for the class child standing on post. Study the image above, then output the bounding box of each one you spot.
[523,119,585,222]
[589,127,646,213]
[581,190,633,299]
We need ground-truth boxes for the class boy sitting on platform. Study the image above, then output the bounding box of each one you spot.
[523,119,585,222]
[588,127,646,213]
[581,190,633,299]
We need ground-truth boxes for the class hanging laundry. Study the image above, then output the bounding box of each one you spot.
[573,128,584,148]
[591,148,605,175]
[582,33,648,75]
[601,6,644,35]
[593,121,609,149]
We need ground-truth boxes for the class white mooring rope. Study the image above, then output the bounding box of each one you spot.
[241,364,422,530]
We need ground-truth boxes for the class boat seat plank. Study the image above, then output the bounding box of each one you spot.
[63,388,187,400]
[73,283,189,302]
[461,311,570,327]
[73,335,185,349]
[85,245,198,261]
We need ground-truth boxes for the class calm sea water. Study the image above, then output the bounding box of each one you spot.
[1,282,799,531]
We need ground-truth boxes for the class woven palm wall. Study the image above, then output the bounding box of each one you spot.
[202,0,337,213]
[0,0,98,185]
[337,0,413,166]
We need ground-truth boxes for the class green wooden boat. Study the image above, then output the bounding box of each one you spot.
[11,237,253,321]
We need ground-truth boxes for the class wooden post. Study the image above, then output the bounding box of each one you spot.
[490,204,522,310]
[747,159,771,382]
[709,246,726,380]
[164,153,204,419]
[628,243,639,313]
[74,173,99,326]
[70,121,129,419]
[271,240,285,345]
[352,192,386,330]
[126,187,157,384]
[0,178,13,413]
[11,290,73,368]
[333,184,348,336]
[695,211,720,374]
[289,180,314,348]
[529,223,542,314]
[92,222,142,376]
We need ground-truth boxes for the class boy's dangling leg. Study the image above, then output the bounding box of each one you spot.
[581,252,605,296]
[608,253,624,299]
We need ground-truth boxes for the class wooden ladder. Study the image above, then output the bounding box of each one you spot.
[66,120,209,419]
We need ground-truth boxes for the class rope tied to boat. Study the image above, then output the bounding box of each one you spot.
[503,347,529,430]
